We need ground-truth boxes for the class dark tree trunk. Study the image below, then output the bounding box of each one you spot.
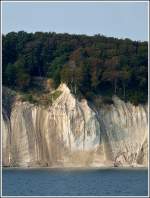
[123,81,126,100]
[114,79,117,94]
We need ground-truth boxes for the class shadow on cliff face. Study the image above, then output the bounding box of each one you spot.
[136,139,148,165]
[2,87,16,120]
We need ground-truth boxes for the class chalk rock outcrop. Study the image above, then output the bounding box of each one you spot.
[2,84,148,167]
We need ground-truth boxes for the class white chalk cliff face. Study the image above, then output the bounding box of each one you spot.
[2,84,148,167]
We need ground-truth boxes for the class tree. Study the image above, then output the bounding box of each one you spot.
[102,66,121,94]
[14,58,30,89]
[2,32,18,67]
[90,58,103,90]
[47,54,68,87]
[120,66,131,99]
[60,60,85,95]
[4,63,17,86]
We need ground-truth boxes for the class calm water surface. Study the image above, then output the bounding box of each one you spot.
[2,168,148,196]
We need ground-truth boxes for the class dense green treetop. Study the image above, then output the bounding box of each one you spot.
[2,31,148,105]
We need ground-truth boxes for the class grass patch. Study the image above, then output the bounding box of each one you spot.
[19,90,62,106]
[50,90,62,101]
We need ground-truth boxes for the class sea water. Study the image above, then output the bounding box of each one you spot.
[2,167,148,196]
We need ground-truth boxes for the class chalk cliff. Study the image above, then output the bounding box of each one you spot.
[2,84,148,167]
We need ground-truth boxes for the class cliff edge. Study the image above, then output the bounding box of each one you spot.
[2,83,148,167]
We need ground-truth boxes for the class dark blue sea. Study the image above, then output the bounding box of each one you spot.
[2,167,148,196]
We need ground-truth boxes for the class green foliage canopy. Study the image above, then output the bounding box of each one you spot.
[2,31,148,105]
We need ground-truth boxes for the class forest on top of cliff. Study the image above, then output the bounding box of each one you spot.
[2,31,148,105]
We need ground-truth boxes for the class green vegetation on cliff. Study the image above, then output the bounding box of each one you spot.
[2,31,148,105]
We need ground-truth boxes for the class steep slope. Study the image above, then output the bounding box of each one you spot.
[2,84,148,167]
